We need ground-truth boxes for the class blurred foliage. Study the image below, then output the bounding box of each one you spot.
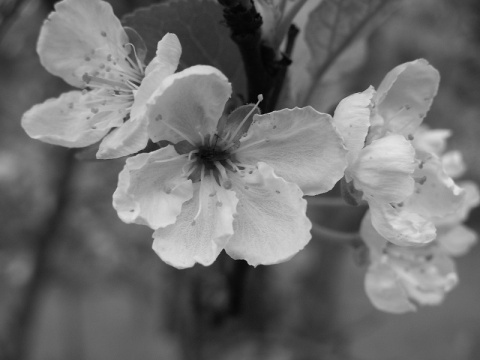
[0,0,480,359]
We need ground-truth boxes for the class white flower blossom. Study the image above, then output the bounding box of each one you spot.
[334,59,465,246]
[113,65,348,268]
[22,0,181,159]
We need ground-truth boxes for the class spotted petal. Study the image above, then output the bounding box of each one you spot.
[224,162,311,266]
[412,127,451,155]
[147,65,231,145]
[38,0,129,87]
[372,59,440,139]
[130,33,182,121]
[235,107,347,196]
[365,262,417,313]
[112,145,193,229]
[21,90,114,147]
[369,200,436,246]
[152,176,238,268]
[405,151,465,220]
[332,87,374,163]
[349,134,416,203]
[96,118,148,159]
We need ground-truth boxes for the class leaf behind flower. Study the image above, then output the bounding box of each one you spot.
[122,0,246,97]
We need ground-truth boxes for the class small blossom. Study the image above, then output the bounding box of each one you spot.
[360,137,479,313]
[21,0,181,159]
[113,65,347,268]
[361,212,458,314]
[334,59,465,246]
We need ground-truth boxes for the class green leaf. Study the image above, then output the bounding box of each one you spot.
[286,0,399,110]
[122,0,246,97]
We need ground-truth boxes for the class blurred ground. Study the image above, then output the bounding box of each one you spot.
[1,0,480,359]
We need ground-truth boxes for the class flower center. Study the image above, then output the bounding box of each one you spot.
[186,136,237,187]
[81,41,145,119]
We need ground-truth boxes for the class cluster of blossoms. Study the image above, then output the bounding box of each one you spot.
[22,0,477,312]
[334,60,478,312]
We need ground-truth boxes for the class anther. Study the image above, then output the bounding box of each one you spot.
[414,176,427,185]
[226,94,263,144]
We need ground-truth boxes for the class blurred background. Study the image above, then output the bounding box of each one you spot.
[1,0,480,359]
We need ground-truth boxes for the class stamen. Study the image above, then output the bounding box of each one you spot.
[214,161,228,182]
[192,165,206,222]
[226,94,263,143]
[214,161,232,189]
[231,138,269,154]
[187,149,199,161]
[225,158,239,172]
[83,73,130,90]
[124,43,145,75]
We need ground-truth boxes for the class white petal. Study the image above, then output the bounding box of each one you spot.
[412,126,451,156]
[391,249,458,306]
[22,90,112,147]
[112,145,193,229]
[350,135,416,203]
[96,118,149,159]
[38,0,129,87]
[406,151,465,220]
[130,33,182,121]
[435,180,480,229]
[369,200,436,246]
[224,162,311,266]
[373,59,440,138]
[365,262,417,313]
[437,225,477,257]
[441,150,466,179]
[147,65,231,145]
[152,176,238,268]
[332,87,374,163]
[235,107,347,196]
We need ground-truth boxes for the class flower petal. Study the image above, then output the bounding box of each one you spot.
[21,90,112,147]
[389,248,458,306]
[224,162,311,266]
[412,126,451,156]
[373,59,440,138]
[96,118,149,159]
[147,65,231,145]
[435,180,480,229]
[332,87,374,163]
[369,200,436,246]
[235,107,347,196]
[406,151,465,220]
[112,145,193,229]
[365,262,417,313]
[350,134,416,203]
[38,0,129,87]
[441,150,466,179]
[437,224,477,257]
[130,33,182,121]
[152,175,238,268]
